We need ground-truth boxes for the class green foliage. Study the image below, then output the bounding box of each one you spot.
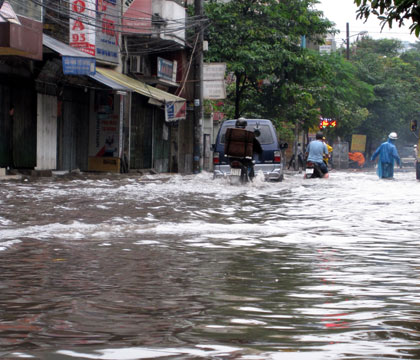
[354,0,420,36]
[204,0,333,119]
[314,52,373,138]
[202,1,420,151]
[350,38,420,147]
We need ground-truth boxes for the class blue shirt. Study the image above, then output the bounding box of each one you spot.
[307,140,328,163]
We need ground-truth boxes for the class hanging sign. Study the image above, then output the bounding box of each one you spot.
[62,56,96,75]
[203,63,226,100]
[165,101,186,122]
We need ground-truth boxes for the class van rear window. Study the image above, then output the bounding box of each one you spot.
[220,125,274,145]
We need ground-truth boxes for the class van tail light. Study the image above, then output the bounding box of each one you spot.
[213,152,220,165]
[274,150,281,163]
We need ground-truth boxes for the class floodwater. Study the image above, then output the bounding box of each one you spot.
[0,169,420,360]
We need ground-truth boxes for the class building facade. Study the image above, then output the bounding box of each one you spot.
[0,0,195,175]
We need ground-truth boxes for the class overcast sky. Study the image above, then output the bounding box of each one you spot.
[315,0,419,44]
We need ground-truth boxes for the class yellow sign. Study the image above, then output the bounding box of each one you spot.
[351,134,367,152]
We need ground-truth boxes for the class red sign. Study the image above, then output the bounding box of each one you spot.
[69,0,96,56]
[122,0,152,34]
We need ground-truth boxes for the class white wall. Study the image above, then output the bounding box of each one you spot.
[152,0,186,45]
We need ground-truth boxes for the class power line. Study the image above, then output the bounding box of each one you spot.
[19,0,206,32]
[7,0,209,55]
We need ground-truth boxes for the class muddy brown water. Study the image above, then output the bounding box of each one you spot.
[0,170,420,359]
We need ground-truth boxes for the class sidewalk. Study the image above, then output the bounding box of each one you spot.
[0,168,23,181]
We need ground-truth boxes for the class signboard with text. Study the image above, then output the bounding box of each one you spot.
[69,0,96,56]
[157,57,176,82]
[62,56,96,75]
[96,0,120,64]
[165,101,186,122]
[203,63,226,100]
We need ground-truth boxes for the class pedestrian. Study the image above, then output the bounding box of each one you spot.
[370,132,401,179]
[305,131,329,178]
[288,143,304,170]
[322,136,333,166]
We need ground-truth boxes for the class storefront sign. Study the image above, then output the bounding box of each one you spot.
[165,101,186,122]
[96,0,120,64]
[62,56,96,75]
[69,0,96,56]
[157,57,176,82]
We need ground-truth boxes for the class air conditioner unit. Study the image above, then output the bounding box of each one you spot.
[129,55,149,75]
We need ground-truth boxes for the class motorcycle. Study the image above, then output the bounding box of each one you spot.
[229,157,255,184]
[304,161,324,179]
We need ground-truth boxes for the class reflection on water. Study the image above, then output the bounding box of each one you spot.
[1,170,420,359]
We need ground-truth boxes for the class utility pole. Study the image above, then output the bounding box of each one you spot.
[193,0,204,173]
[346,22,350,60]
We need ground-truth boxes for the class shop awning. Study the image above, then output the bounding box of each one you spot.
[43,34,129,92]
[43,34,96,75]
[97,67,186,122]
[90,72,131,93]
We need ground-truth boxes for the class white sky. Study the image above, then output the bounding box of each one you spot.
[315,0,419,44]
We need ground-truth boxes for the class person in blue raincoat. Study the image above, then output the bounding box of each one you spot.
[370,132,401,179]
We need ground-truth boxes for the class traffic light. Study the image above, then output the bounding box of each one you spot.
[411,120,417,132]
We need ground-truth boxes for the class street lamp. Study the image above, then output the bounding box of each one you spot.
[344,23,368,60]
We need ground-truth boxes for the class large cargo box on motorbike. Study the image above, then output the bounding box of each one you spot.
[224,128,254,158]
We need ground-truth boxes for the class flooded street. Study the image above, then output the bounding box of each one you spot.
[1,169,420,359]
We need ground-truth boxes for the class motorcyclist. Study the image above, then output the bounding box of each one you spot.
[234,118,263,154]
[305,131,329,178]
[370,132,401,179]
[226,118,262,179]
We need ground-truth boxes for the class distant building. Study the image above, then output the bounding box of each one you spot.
[306,36,337,54]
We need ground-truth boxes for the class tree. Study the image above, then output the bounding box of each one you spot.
[204,0,333,118]
[350,38,420,151]
[314,52,373,139]
[354,0,420,36]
